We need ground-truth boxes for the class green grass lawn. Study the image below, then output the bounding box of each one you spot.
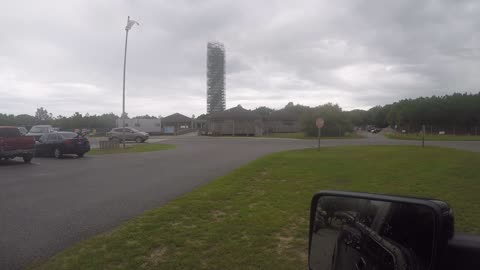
[33,146,480,270]
[263,132,364,139]
[89,143,175,155]
[386,133,480,141]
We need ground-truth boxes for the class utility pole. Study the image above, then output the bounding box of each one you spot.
[121,16,139,149]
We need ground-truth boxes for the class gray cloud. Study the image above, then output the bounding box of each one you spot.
[1,0,479,117]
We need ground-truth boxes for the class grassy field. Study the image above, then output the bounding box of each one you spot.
[386,133,480,141]
[89,143,175,155]
[263,132,364,139]
[33,146,480,270]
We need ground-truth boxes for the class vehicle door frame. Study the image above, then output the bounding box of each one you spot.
[125,128,135,141]
[36,134,49,156]
[45,133,61,156]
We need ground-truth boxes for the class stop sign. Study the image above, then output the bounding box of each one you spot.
[316,118,325,128]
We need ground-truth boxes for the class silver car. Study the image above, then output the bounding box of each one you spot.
[17,127,28,135]
[27,125,55,141]
[107,127,149,143]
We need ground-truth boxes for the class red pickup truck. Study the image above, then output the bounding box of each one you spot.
[0,126,35,163]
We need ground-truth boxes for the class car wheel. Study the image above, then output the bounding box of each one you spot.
[77,152,84,158]
[53,147,63,159]
[135,137,143,143]
[23,154,33,163]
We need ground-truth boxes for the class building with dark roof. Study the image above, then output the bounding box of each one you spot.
[206,105,263,136]
[161,113,193,134]
[264,110,301,133]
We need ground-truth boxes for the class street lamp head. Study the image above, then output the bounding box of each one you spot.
[125,17,140,31]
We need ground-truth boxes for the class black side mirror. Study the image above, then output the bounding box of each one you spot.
[308,191,453,270]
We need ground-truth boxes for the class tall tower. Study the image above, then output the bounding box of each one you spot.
[207,42,226,113]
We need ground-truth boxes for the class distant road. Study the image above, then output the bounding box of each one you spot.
[338,131,480,153]
[1,135,479,269]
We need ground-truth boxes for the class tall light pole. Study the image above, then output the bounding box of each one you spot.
[122,16,139,149]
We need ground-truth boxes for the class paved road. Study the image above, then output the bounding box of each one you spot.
[1,135,480,269]
[88,136,172,149]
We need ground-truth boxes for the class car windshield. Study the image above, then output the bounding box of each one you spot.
[0,128,21,137]
[59,132,78,139]
[29,127,49,133]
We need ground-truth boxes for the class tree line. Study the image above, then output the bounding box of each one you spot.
[0,108,119,131]
[0,106,166,130]
[1,92,479,136]
[385,93,480,133]
[344,92,480,134]
[253,92,480,136]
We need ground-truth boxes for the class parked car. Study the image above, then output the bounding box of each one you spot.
[35,132,90,158]
[27,125,55,141]
[0,126,35,163]
[107,127,149,143]
[17,127,28,135]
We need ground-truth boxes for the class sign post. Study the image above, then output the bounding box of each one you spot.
[422,124,426,148]
[316,118,325,151]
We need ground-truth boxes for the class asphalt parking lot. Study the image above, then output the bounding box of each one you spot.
[1,134,480,269]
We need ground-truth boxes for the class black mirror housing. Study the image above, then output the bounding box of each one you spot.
[308,190,454,270]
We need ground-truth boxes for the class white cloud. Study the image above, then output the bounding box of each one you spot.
[1,0,480,117]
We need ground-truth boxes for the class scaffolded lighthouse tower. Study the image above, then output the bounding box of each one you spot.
[207,42,226,113]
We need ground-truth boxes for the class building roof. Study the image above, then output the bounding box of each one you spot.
[118,118,160,122]
[265,110,299,121]
[162,113,191,123]
[208,105,261,120]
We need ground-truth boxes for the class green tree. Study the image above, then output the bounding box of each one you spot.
[301,103,353,137]
[34,107,53,123]
[345,109,368,127]
[15,114,36,128]
[253,106,275,117]
[284,102,310,115]
[133,114,157,119]
[0,113,15,126]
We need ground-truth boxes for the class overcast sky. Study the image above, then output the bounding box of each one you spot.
[1,0,479,117]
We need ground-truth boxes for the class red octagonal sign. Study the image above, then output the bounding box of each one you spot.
[316,118,325,128]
